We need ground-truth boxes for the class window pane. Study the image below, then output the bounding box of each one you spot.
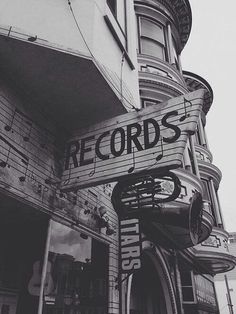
[141,38,165,59]
[201,179,211,203]
[182,287,194,302]
[141,18,164,44]
[43,221,108,314]
[180,271,192,286]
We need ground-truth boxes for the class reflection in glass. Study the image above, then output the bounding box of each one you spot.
[43,221,108,314]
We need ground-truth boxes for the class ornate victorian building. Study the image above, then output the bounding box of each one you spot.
[0,0,234,313]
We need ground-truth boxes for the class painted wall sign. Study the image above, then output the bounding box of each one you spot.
[61,89,205,191]
[119,218,142,274]
[0,87,99,231]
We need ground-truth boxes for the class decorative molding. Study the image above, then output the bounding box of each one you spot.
[201,235,221,248]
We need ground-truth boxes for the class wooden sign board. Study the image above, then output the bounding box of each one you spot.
[61,89,205,191]
[119,218,142,274]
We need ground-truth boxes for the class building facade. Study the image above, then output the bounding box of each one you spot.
[0,0,235,313]
[215,233,236,314]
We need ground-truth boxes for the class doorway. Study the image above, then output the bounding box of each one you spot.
[129,253,167,314]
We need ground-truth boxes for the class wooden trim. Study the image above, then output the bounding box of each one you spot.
[124,0,128,50]
[104,15,135,70]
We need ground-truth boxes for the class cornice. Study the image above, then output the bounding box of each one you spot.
[139,76,188,97]
[183,71,214,115]
[198,161,222,189]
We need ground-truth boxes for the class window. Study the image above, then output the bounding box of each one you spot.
[193,125,202,146]
[43,221,109,313]
[194,274,218,309]
[107,0,117,17]
[139,17,167,60]
[201,178,220,227]
[180,270,195,303]
[201,179,212,204]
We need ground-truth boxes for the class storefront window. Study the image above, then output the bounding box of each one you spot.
[139,17,166,60]
[43,221,108,314]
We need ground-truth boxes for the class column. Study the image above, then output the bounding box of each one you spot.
[189,135,200,178]
[167,23,175,64]
[183,142,191,171]
[198,118,207,147]
[209,179,223,227]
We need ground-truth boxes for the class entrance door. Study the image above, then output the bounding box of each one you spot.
[130,254,167,314]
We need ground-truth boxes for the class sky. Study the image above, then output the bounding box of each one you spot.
[181,0,236,232]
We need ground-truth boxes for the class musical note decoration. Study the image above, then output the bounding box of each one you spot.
[37,184,42,194]
[0,135,29,171]
[45,166,61,186]
[89,154,97,177]
[62,163,72,186]
[23,120,32,142]
[0,146,11,168]
[19,158,29,182]
[4,108,17,132]
[28,35,37,42]
[179,98,192,122]
[127,147,135,173]
[155,136,164,162]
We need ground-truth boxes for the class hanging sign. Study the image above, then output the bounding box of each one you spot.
[61,89,205,191]
[119,218,142,274]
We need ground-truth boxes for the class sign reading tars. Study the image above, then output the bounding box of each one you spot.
[61,89,205,190]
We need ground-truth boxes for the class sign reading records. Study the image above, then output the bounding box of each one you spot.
[61,90,205,190]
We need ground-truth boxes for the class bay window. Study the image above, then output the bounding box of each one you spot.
[139,17,167,61]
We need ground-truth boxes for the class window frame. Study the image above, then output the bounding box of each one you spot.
[180,270,197,304]
[138,15,168,61]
